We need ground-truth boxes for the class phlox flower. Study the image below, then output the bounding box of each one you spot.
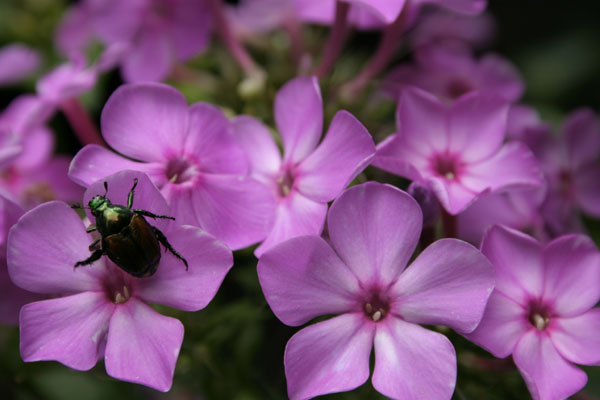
[69,82,275,250]
[466,225,600,400]
[7,170,233,391]
[258,182,495,399]
[374,87,543,215]
[230,76,375,255]
[382,44,523,103]
[0,43,40,86]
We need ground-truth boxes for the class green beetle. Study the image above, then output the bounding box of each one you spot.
[74,178,188,277]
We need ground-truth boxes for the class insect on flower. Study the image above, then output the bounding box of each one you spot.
[74,177,188,277]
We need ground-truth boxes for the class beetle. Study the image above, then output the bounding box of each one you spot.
[74,178,188,277]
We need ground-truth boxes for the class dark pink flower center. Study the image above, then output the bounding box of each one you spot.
[276,167,295,198]
[432,154,462,181]
[527,301,551,331]
[362,290,390,322]
[558,169,573,198]
[166,157,199,185]
[445,78,474,99]
[103,268,133,305]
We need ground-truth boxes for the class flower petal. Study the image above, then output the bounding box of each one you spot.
[254,192,327,257]
[190,174,276,250]
[104,298,183,392]
[0,264,42,325]
[284,313,374,400]
[574,164,600,217]
[465,291,529,358]
[185,103,248,175]
[69,144,151,187]
[135,225,232,311]
[275,76,323,163]
[428,176,480,215]
[8,201,105,294]
[349,0,406,24]
[562,108,600,169]
[295,111,375,202]
[258,235,360,326]
[171,0,212,59]
[20,292,114,370]
[372,318,456,400]
[480,225,543,305]
[0,44,40,85]
[541,234,600,317]
[372,133,428,182]
[230,115,282,176]
[390,238,494,333]
[447,91,509,163]
[513,330,587,400]
[120,26,172,83]
[328,182,422,286]
[100,83,188,161]
[550,309,600,366]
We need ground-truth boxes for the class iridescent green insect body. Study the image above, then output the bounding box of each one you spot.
[74,178,188,277]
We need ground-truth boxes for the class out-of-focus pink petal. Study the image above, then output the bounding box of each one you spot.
[185,103,248,175]
[135,225,232,311]
[561,108,600,169]
[428,176,480,215]
[478,54,524,102]
[7,201,105,294]
[349,0,406,24]
[55,4,92,57]
[373,134,428,182]
[284,313,374,400]
[372,317,456,400]
[465,291,529,358]
[391,239,494,333]
[292,0,336,26]
[100,83,188,161]
[105,298,183,392]
[541,235,600,317]
[258,235,360,326]
[230,115,282,177]
[429,0,487,15]
[550,309,600,366]
[513,330,587,400]
[254,192,327,257]
[0,44,40,85]
[20,292,114,370]
[36,62,97,104]
[189,174,276,250]
[574,164,600,217]
[13,126,53,170]
[328,182,422,287]
[89,0,145,44]
[461,142,543,193]
[171,0,213,59]
[295,111,375,202]
[447,91,509,163]
[481,225,544,305]
[275,77,323,163]
[121,25,172,82]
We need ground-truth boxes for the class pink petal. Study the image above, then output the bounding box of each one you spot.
[254,192,327,257]
[432,0,487,15]
[13,125,53,170]
[447,91,509,163]
[230,115,282,176]
[428,176,480,215]
[574,164,600,217]
[461,142,543,193]
[349,0,406,24]
[372,133,428,182]
[550,308,600,366]
[481,225,544,305]
[105,298,183,392]
[327,182,422,287]
[184,103,248,175]
[513,330,587,400]
[190,174,276,250]
[274,76,323,163]
[465,291,529,358]
[284,313,374,400]
[100,83,188,162]
[372,317,456,400]
[20,292,114,370]
[69,144,152,187]
[295,111,375,202]
[170,0,212,60]
[135,225,233,311]
[541,234,600,317]
[0,261,43,325]
[121,25,172,82]
[396,87,448,156]
[55,4,92,56]
[390,238,494,333]
[257,235,360,326]
[0,44,40,85]
[8,201,105,294]
[561,108,600,169]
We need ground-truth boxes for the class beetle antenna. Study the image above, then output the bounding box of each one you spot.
[103,181,108,196]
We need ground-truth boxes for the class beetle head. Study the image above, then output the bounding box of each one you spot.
[88,195,110,216]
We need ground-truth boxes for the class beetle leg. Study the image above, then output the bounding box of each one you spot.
[127,178,138,209]
[74,249,104,268]
[86,225,97,233]
[133,209,175,220]
[88,238,100,251]
[152,226,189,270]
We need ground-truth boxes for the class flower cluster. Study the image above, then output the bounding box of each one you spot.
[1,1,599,399]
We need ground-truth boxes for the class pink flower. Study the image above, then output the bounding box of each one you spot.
[226,0,294,39]
[466,225,600,400]
[230,76,375,255]
[69,82,276,250]
[0,44,40,86]
[382,44,524,103]
[258,182,495,399]
[374,87,543,215]
[7,171,233,391]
